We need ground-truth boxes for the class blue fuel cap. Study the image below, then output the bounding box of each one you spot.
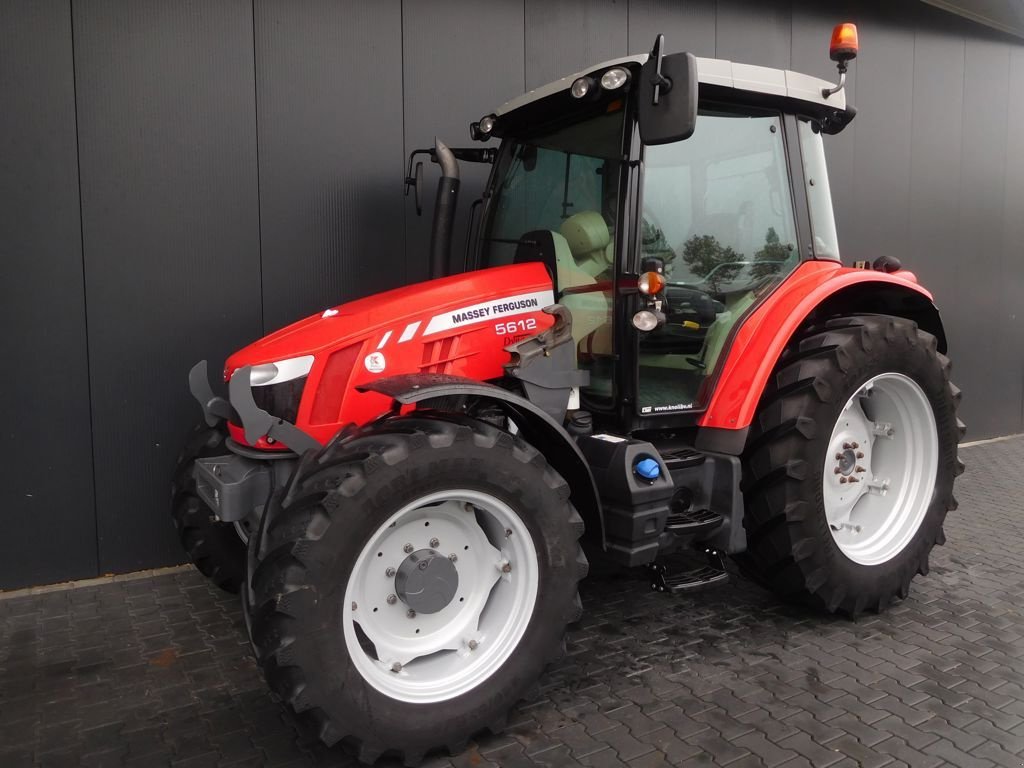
[635,457,661,480]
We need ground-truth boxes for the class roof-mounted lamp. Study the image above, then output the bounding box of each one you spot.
[822,22,858,99]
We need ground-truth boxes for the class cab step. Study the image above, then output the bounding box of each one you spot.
[659,446,706,470]
[665,507,722,536]
[648,552,729,594]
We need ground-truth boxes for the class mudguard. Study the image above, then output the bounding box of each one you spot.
[699,261,943,441]
[357,373,604,544]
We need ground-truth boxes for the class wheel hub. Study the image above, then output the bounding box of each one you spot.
[836,447,858,476]
[395,548,459,614]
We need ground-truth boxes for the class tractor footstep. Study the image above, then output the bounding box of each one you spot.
[649,554,729,594]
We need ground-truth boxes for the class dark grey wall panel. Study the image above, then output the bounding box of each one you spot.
[73,0,262,573]
[0,1,97,589]
[1005,48,1024,431]
[402,0,525,282]
[845,7,916,263]
[955,36,1011,438]
[716,0,791,68]
[907,17,965,369]
[255,0,405,330]
[627,0,715,57]
[3,0,1024,587]
[525,0,628,89]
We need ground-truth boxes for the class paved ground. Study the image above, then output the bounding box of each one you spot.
[2,437,1024,768]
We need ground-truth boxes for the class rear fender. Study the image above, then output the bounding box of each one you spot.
[358,374,604,546]
[698,262,944,445]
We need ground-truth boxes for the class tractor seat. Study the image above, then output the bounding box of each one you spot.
[512,229,609,354]
[513,229,600,294]
[560,211,614,278]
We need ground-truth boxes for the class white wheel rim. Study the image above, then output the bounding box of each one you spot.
[822,373,938,566]
[342,489,539,704]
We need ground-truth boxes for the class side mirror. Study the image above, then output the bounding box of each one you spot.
[404,159,425,216]
[637,35,698,146]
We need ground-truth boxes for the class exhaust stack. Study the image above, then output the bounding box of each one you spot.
[429,139,460,279]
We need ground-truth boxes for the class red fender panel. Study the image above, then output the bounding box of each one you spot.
[698,260,934,432]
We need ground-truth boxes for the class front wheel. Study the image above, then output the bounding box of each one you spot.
[738,315,964,616]
[247,413,587,764]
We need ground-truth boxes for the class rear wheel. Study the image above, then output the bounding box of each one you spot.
[247,413,586,764]
[739,315,964,615]
[171,423,246,593]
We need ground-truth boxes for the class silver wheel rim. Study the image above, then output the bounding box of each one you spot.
[343,489,539,704]
[822,372,938,566]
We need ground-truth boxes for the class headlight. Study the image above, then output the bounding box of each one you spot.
[249,355,314,386]
[571,77,592,99]
[600,67,629,90]
[632,310,661,332]
[479,115,496,134]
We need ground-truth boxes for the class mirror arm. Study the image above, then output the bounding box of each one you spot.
[649,34,673,105]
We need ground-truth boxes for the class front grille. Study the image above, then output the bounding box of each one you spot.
[251,376,307,423]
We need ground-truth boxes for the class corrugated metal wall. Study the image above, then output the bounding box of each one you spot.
[2,0,1022,588]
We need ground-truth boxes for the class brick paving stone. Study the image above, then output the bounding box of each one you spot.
[2,437,1024,767]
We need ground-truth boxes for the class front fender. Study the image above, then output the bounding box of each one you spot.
[699,261,938,435]
[358,373,604,546]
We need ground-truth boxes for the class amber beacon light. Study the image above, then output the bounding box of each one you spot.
[830,23,859,63]
[823,22,858,98]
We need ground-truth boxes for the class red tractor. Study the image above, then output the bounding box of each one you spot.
[173,24,963,764]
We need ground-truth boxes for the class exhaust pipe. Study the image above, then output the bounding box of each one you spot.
[429,138,460,279]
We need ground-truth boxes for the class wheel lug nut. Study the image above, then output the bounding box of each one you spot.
[391,662,402,673]
[403,543,413,554]
[386,594,397,605]
[407,609,416,619]
[843,442,852,450]
[429,537,440,548]
[351,602,357,611]
[850,441,859,449]
[833,467,842,475]
[840,477,848,484]
[449,553,457,562]
[468,640,478,651]
[505,528,513,537]
[848,476,860,483]
[856,451,864,458]
[855,466,866,473]
[385,567,396,577]
[501,561,512,574]
[835,453,843,460]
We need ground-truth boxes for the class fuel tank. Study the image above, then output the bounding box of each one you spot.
[225,262,555,448]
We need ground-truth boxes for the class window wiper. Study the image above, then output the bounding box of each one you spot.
[560,154,574,219]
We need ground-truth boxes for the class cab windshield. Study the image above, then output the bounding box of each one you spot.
[480,108,626,404]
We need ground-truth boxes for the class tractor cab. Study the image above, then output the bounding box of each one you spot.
[459,41,853,433]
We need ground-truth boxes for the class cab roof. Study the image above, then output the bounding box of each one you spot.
[495,53,847,118]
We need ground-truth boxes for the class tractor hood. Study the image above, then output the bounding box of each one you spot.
[224,262,555,377]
